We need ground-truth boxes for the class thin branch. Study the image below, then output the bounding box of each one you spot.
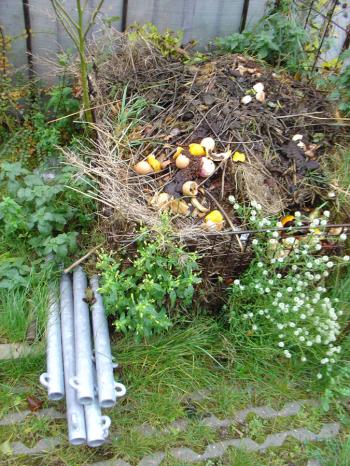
[84,0,104,40]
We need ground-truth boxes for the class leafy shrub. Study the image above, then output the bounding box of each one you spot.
[225,197,349,382]
[217,12,310,73]
[327,52,350,116]
[0,160,94,287]
[97,222,201,339]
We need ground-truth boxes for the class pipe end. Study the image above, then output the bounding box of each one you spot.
[48,392,64,401]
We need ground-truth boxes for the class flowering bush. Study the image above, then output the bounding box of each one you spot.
[226,198,349,381]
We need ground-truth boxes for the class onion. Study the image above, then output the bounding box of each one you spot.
[199,157,216,177]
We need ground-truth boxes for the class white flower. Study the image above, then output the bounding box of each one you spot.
[258,310,264,315]
[283,350,291,359]
[243,314,249,319]
[277,323,284,330]
[265,288,270,293]
[287,287,293,293]
[327,191,335,198]
[269,238,278,245]
[272,231,279,238]
[263,270,268,276]
[234,279,240,285]
[240,285,246,291]
[317,373,323,379]
[251,210,257,216]
[278,257,284,263]
[252,325,258,331]
[343,255,350,262]
[295,211,301,218]
[323,211,330,218]
[252,238,259,245]
[277,273,282,279]
[323,271,329,277]
[278,341,285,348]
[234,204,240,210]
[327,261,334,268]
[320,219,328,226]
[271,258,276,264]
[228,195,236,204]
[299,336,305,342]
[315,244,322,251]
[292,265,298,271]
[311,219,320,227]
[257,262,263,268]
[289,322,296,328]
[321,358,329,364]
[248,312,254,318]
[301,356,307,362]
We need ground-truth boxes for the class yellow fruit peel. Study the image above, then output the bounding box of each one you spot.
[147,155,162,172]
[205,210,224,223]
[189,143,206,156]
[232,151,246,162]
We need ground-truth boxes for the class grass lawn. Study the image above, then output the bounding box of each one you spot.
[1,319,349,465]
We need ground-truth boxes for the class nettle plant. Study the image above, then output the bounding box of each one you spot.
[97,223,201,340]
[0,161,93,281]
[226,197,348,381]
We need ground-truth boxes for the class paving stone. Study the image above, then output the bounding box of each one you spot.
[11,437,61,455]
[0,408,65,426]
[166,418,189,432]
[316,422,340,439]
[170,447,202,462]
[201,414,231,428]
[258,432,288,449]
[138,452,166,466]
[92,460,131,466]
[0,343,39,360]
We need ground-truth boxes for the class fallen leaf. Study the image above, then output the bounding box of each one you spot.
[27,396,43,412]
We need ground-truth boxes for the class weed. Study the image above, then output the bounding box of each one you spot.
[97,219,201,339]
[217,9,311,74]
[0,160,95,287]
[225,198,349,385]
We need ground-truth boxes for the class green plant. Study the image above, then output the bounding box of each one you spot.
[51,0,105,124]
[0,160,94,286]
[327,52,350,117]
[217,11,310,73]
[225,197,349,384]
[97,220,201,339]
[0,270,49,342]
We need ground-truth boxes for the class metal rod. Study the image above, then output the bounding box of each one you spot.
[84,365,111,447]
[90,276,126,408]
[311,0,338,72]
[121,0,128,32]
[40,287,65,401]
[239,0,250,33]
[22,0,34,80]
[60,274,87,446]
[70,267,95,405]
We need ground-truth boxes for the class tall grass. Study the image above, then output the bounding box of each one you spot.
[0,272,49,343]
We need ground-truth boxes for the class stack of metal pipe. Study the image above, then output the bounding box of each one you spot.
[40,266,126,447]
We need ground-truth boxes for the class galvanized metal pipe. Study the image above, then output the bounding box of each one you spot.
[40,287,65,401]
[69,267,95,405]
[60,274,86,445]
[90,276,126,408]
[84,366,111,447]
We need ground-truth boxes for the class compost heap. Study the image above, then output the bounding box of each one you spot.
[69,32,344,298]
